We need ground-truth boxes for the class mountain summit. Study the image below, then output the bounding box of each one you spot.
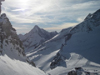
[31,25,40,32]
[19,25,58,51]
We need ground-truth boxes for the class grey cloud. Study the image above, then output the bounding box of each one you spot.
[1,0,100,33]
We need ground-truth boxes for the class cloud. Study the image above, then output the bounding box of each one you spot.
[12,9,26,11]
[13,24,32,34]
[1,0,100,34]
[44,23,78,32]
[77,18,84,22]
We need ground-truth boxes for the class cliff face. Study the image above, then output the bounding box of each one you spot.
[0,13,25,60]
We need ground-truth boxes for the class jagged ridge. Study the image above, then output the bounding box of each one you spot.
[19,25,58,52]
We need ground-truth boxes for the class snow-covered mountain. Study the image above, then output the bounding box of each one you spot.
[19,25,57,52]
[27,9,100,75]
[0,13,25,60]
[0,13,46,75]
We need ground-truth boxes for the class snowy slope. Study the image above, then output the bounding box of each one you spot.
[19,25,57,52]
[0,55,46,75]
[27,9,100,75]
[48,26,100,75]
[0,13,46,75]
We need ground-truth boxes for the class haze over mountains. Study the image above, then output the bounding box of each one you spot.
[0,6,100,75]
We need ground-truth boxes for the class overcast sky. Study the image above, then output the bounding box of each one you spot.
[1,0,100,34]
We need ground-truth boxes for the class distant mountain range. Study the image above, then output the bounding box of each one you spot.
[19,25,57,52]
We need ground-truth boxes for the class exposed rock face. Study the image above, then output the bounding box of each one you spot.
[0,13,25,57]
[0,13,36,66]
[68,67,99,75]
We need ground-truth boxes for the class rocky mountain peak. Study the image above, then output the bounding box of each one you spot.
[34,25,39,29]
[70,9,100,34]
[1,13,7,19]
[19,25,58,51]
[84,13,93,20]
[0,13,26,60]
[31,25,40,33]
[91,9,100,20]
[84,9,100,21]
[94,9,100,14]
